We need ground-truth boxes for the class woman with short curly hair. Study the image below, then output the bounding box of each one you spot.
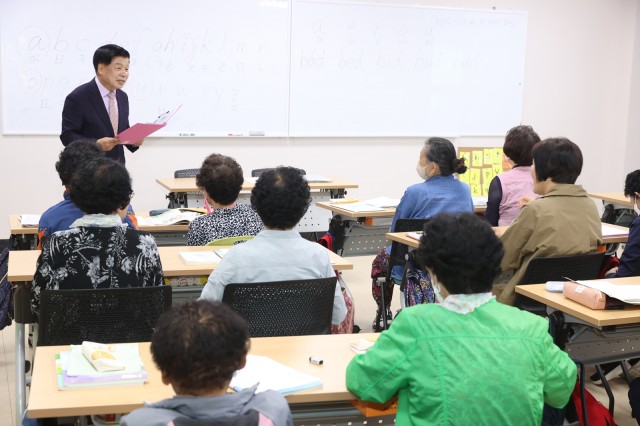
[30,157,163,319]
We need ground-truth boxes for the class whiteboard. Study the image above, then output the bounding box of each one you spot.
[0,0,527,137]
[0,0,291,136]
[289,1,527,136]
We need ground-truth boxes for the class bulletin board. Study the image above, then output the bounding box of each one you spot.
[457,147,511,197]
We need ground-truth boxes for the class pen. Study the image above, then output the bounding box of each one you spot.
[227,133,244,137]
[179,133,195,137]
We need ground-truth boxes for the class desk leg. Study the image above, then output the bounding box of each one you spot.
[15,321,25,422]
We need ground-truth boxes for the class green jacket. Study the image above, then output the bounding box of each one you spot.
[346,300,576,425]
[497,183,603,305]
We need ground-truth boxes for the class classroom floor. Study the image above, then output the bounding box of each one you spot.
[0,254,636,425]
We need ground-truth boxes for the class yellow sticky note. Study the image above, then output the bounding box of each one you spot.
[493,148,503,165]
[483,149,493,165]
[483,168,493,184]
[469,168,481,185]
[458,172,470,184]
[482,183,490,195]
[493,166,503,177]
[460,151,471,165]
[471,184,482,197]
[472,151,483,167]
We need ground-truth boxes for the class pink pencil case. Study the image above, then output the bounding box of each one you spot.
[563,281,625,310]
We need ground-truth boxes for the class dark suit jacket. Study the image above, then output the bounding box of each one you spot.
[60,79,138,164]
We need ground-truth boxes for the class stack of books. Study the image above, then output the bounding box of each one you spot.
[56,343,147,390]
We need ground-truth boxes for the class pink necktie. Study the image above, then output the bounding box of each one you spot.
[108,91,118,136]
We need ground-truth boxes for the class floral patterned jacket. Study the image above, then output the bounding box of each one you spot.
[30,214,164,319]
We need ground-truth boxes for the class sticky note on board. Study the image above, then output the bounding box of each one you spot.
[472,151,483,167]
[492,148,503,165]
[471,184,482,197]
[483,149,492,165]
[482,183,490,195]
[469,168,481,185]
[483,168,494,183]
[493,166,503,177]
[458,172,470,184]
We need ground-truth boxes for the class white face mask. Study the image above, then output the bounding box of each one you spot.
[634,194,640,216]
[416,162,428,180]
[430,273,445,304]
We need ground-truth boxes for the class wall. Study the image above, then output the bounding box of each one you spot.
[0,0,638,238]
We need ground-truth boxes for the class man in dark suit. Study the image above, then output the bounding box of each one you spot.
[60,44,142,164]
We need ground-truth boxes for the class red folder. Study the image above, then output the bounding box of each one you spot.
[117,122,166,145]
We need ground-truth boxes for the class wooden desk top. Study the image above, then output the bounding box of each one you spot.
[28,333,377,418]
[8,246,352,282]
[9,213,189,236]
[386,223,630,249]
[316,202,486,219]
[315,201,396,218]
[156,177,359,193]
[515,278,640,327]
[589,192,633,207]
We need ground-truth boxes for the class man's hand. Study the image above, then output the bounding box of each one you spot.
[96,137,120,152]
[133,138,145,147]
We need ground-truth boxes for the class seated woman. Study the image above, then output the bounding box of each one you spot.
[606,169,640,278]
[391,137,473,232]
[30,157,163,319]
[373,137,473,323]
[497,138,603,305]
[187,153,263,246]
[347,213,577,424]
[200,166,347,327]
[485,125,541,226]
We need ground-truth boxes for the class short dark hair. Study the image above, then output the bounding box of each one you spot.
[250,167,310,229]
[195,154,244,205]
[70,157,132,214]
[625,170,640,198]
[503,125,541,166]
[56,140,103,187]
[93,44,130,72]
[424,137,467,175]
[151,301,250,393]
[532,138,583,184]
[417,213,504,294]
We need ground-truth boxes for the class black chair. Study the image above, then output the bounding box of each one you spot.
[251,168,306,178]
[374,218,430,331]
[37,286,172,346]
[516,252,605,315]
[221,277,337,337]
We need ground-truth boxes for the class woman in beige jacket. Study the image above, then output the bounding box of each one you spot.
[496,137,603,305]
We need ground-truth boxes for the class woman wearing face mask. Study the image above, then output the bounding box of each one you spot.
[606,170,640,278]
[389,137,473,233]
[348,213,577,425]
[496,138,603,305]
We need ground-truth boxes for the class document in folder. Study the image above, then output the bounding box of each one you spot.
[117,122,166,144]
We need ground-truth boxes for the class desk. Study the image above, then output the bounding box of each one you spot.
[9,246,352,422]
[157,177,359,234]
[316,201,487,256]
[28,334,380,422]
[589,192,633,207]
[9,213,191,250]
[386,222,631,249]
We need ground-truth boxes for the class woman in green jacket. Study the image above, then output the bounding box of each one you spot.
[346,213,576,425]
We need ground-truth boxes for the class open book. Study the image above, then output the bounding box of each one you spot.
[137,209,203,226]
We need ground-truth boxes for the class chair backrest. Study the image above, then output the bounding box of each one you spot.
[206,236,254,246]
[222,277,337,337]
[387,218,430,280]
[516,252,605,314]
[519,252,605,284]
[251,168,306,178]
[37,286,172,346]
[174,168,200,179]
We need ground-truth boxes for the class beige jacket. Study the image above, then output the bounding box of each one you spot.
[496,184,603,305]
